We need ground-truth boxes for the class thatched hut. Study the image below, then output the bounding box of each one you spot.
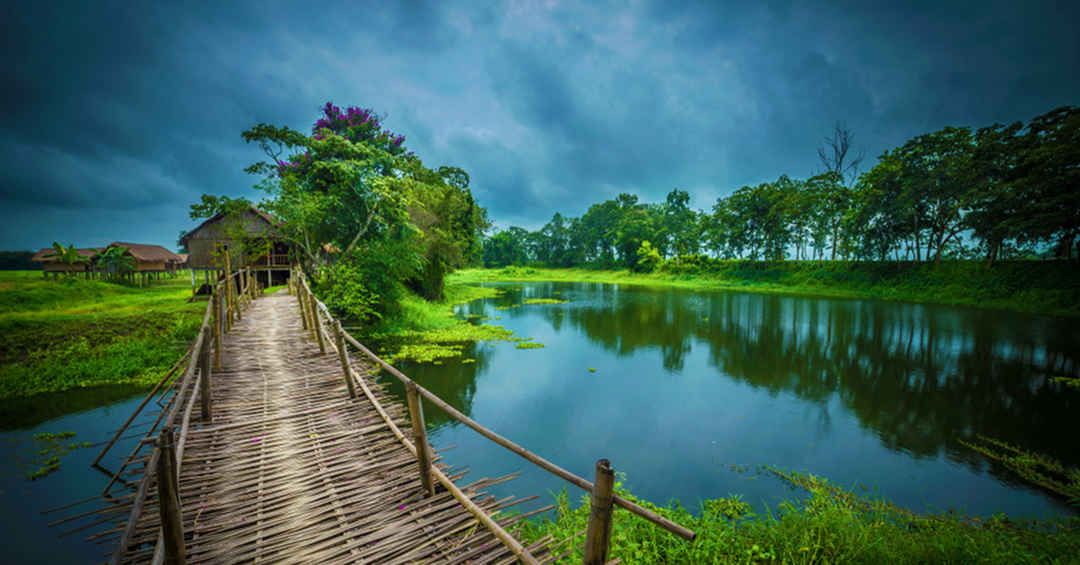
[179,206,291,290]
[30,247,102,277]
[105,242,182,286]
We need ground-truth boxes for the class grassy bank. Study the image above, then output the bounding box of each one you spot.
[0,271,203,404]
[360,284,514,363]
[451,260,1080,316]
[519,470,1080,564]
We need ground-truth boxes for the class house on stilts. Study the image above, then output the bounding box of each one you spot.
[179,206,292,293]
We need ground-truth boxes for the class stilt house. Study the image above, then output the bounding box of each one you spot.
[179,206,291,291]
[30,247,103,277]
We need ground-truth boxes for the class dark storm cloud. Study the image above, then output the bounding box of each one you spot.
[2,0,1077,249]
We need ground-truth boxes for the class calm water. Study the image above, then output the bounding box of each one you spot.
[3,284,1077,562]
[384,282,1079,520]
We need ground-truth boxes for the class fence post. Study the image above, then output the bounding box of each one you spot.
[213,290,223,369]
[308,287,326,354]
[582,459,615,565]
[406,382,436,497]
[156,428,186,564]
[198,335,212,422]
[334,320,357,399]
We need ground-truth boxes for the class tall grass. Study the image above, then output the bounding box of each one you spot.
[0,271,203,399]
[519,471,1080,564]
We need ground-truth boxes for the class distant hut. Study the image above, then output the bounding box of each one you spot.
[108,242,183,286]
[31,247,102,278]
[179,206,291,291]
[168,253,190,272]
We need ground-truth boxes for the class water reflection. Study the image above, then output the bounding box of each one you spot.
[387,282,1079,514]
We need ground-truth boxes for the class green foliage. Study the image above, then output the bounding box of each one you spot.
[520,473,1080,564]
[0,272,203,398]
[635,240,662,273]
[16,431,90,480]
[0,251,36,270]
[188,194,253,220]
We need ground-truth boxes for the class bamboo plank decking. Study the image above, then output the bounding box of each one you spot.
[90,292,557,564]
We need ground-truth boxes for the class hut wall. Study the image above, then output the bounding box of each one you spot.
[42,263,91,273]
[135,260,167,272]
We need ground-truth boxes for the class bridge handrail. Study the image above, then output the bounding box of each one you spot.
[294,268,696,559]
[109,268,251,565]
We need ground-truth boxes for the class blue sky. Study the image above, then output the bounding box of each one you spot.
[2,0,1077,251]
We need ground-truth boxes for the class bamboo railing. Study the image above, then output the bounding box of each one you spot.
[292,268,696,565]
[98,267,250,565]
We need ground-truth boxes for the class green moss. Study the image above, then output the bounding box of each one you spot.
[515,341,545,349]
[523,298,569,305]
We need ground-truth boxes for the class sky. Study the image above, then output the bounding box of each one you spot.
[2,0,1077,252]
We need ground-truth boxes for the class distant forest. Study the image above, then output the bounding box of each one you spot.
[0,251,35,270]
[482,106,1078,270]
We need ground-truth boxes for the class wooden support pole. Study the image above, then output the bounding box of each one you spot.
[583,459,616,565]
[156,429,186,565]
[297,283,309,331]
[198,335,212,422]
[406,382,436,497]
[309,287,326,354]
[334,320,357,400]
[213,291,222,369]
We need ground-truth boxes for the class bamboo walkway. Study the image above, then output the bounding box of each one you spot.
[77,291,559,564]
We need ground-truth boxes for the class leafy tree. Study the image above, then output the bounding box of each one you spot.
[635,240,662,272]
[44,242,89,277]
[1011,106,1080,260]
[98,246,135,282]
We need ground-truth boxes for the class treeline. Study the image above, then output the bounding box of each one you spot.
[483,105,1079,270]
[0,251,35,270]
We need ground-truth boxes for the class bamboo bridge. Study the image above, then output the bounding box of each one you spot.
[47,267,695,564]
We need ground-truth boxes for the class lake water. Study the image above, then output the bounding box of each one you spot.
[4,282,1076,562]
[384,282,1079,521]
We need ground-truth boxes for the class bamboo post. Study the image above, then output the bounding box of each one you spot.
[222,254,233,319]
[334,320,357,399]
[406,382,436,497]
[583,459,615,565]
[198,336,212,422]
[297,283,309,331]
[309,287,326,354]
[213,291,223,369]
[156,429,186,564]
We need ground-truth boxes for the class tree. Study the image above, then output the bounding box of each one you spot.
[818,122,865,186]
[1011,106,1080,260]
[43,242,89,277]
[98,246,135,282]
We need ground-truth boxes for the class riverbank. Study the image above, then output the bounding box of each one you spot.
[450,260,1080,316]
[519,470,1080,564]
[0,271,203,424]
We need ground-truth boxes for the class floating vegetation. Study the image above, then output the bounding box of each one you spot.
[588,367,596,373]
[523,298,568,305]
[462,358,476,364]
[515,342,545,350]
[18,431,90,480]
[494,304,520,311]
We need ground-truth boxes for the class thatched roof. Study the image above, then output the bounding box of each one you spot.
[179,206,280,246]
[173,253,190,263]
[109,242,181,263]
[31,247,103,263]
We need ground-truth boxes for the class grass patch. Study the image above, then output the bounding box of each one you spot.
[364,283,515,363]
[519,471,1080,564]
[263,284,286,294]
[0,271,203,399]
[451,260,1080,316]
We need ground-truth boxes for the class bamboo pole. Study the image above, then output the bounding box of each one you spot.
[333,320,356,400]
[213,290,223,369]
[156,429,186,565]
[198,334,212,422]
[583,459,615,565]
[308,287,326,353]
[406,382,435,497]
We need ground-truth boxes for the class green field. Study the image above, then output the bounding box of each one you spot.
[0,271,203,403]
[451,260,1080,316]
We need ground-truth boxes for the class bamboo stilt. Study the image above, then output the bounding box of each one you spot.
[334,320,356,400]
[156,429,185,564]
[198,335,212,422]
[583,459,615,565]
[406,382,435,497]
